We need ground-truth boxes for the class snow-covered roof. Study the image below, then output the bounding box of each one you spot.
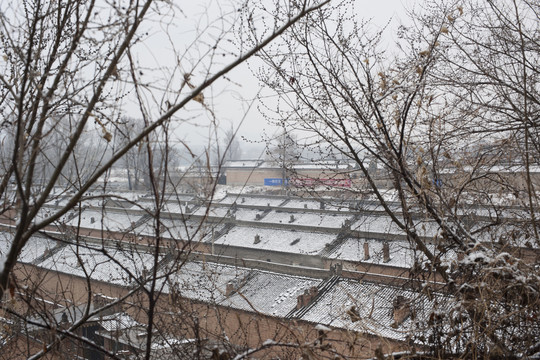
[33,206,74,226]
[99,313,141,332]
[261,211,353,229]
[281,199,351,211]
[0,232,59,264]
[299,279,448,341]
[161,261,250,303]
[159,257,451,342]
[222,271,321,317]
[439,164,540,174]
[219,195,286,207]
[351,216,439,238]
[35,242,159,285]
[66,209,142,233]
[192,206,230,218]
[213,226,336,255]
[223,160,264,168]
[328,238,455,268]
[134,217,218,242]
[158,260,322,317]
[292,160,354,170]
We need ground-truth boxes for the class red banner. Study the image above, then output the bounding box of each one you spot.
[290,178,352,187]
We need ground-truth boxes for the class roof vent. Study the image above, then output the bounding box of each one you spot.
[363,242,370,260]
[383,242,390,263]
[392,295,412,326]
[226,282,235,296]
[331,263,343,275]
[296,286,319,310]
[60,312,69,325]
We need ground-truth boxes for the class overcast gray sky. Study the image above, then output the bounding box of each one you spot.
[123,0,413,154]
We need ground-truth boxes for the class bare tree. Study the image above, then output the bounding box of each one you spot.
[256,0,540,357]
[223,125,242,162]
[0,0,328,358]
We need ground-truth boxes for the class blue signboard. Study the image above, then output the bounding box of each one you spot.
[264,178,288,186]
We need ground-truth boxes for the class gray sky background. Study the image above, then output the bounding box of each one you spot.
[122,0,414,156]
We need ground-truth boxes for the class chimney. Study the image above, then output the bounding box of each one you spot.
[335,263,343,276]
[383,242,390,263]
[241,197,245,203]
[254,234,261,244]
[226,282,235,296]
[60,312,69,328]
[255,213,261,220]
[92,293,120,317]
[185,205,191,214]
[90,217,95,224]
[296,294,306,309]
[392,295,411,326]
[363,242,370,260]
[304,204,308,209]
[320,201,325,210]
[296,287,319,310]
[289,214,295,223]
[342,219,351,230]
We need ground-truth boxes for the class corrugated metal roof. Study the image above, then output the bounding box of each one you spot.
[99,313,140,332]
[222,271,321,317]
[36,242,160,285]
[300,279,448,340]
